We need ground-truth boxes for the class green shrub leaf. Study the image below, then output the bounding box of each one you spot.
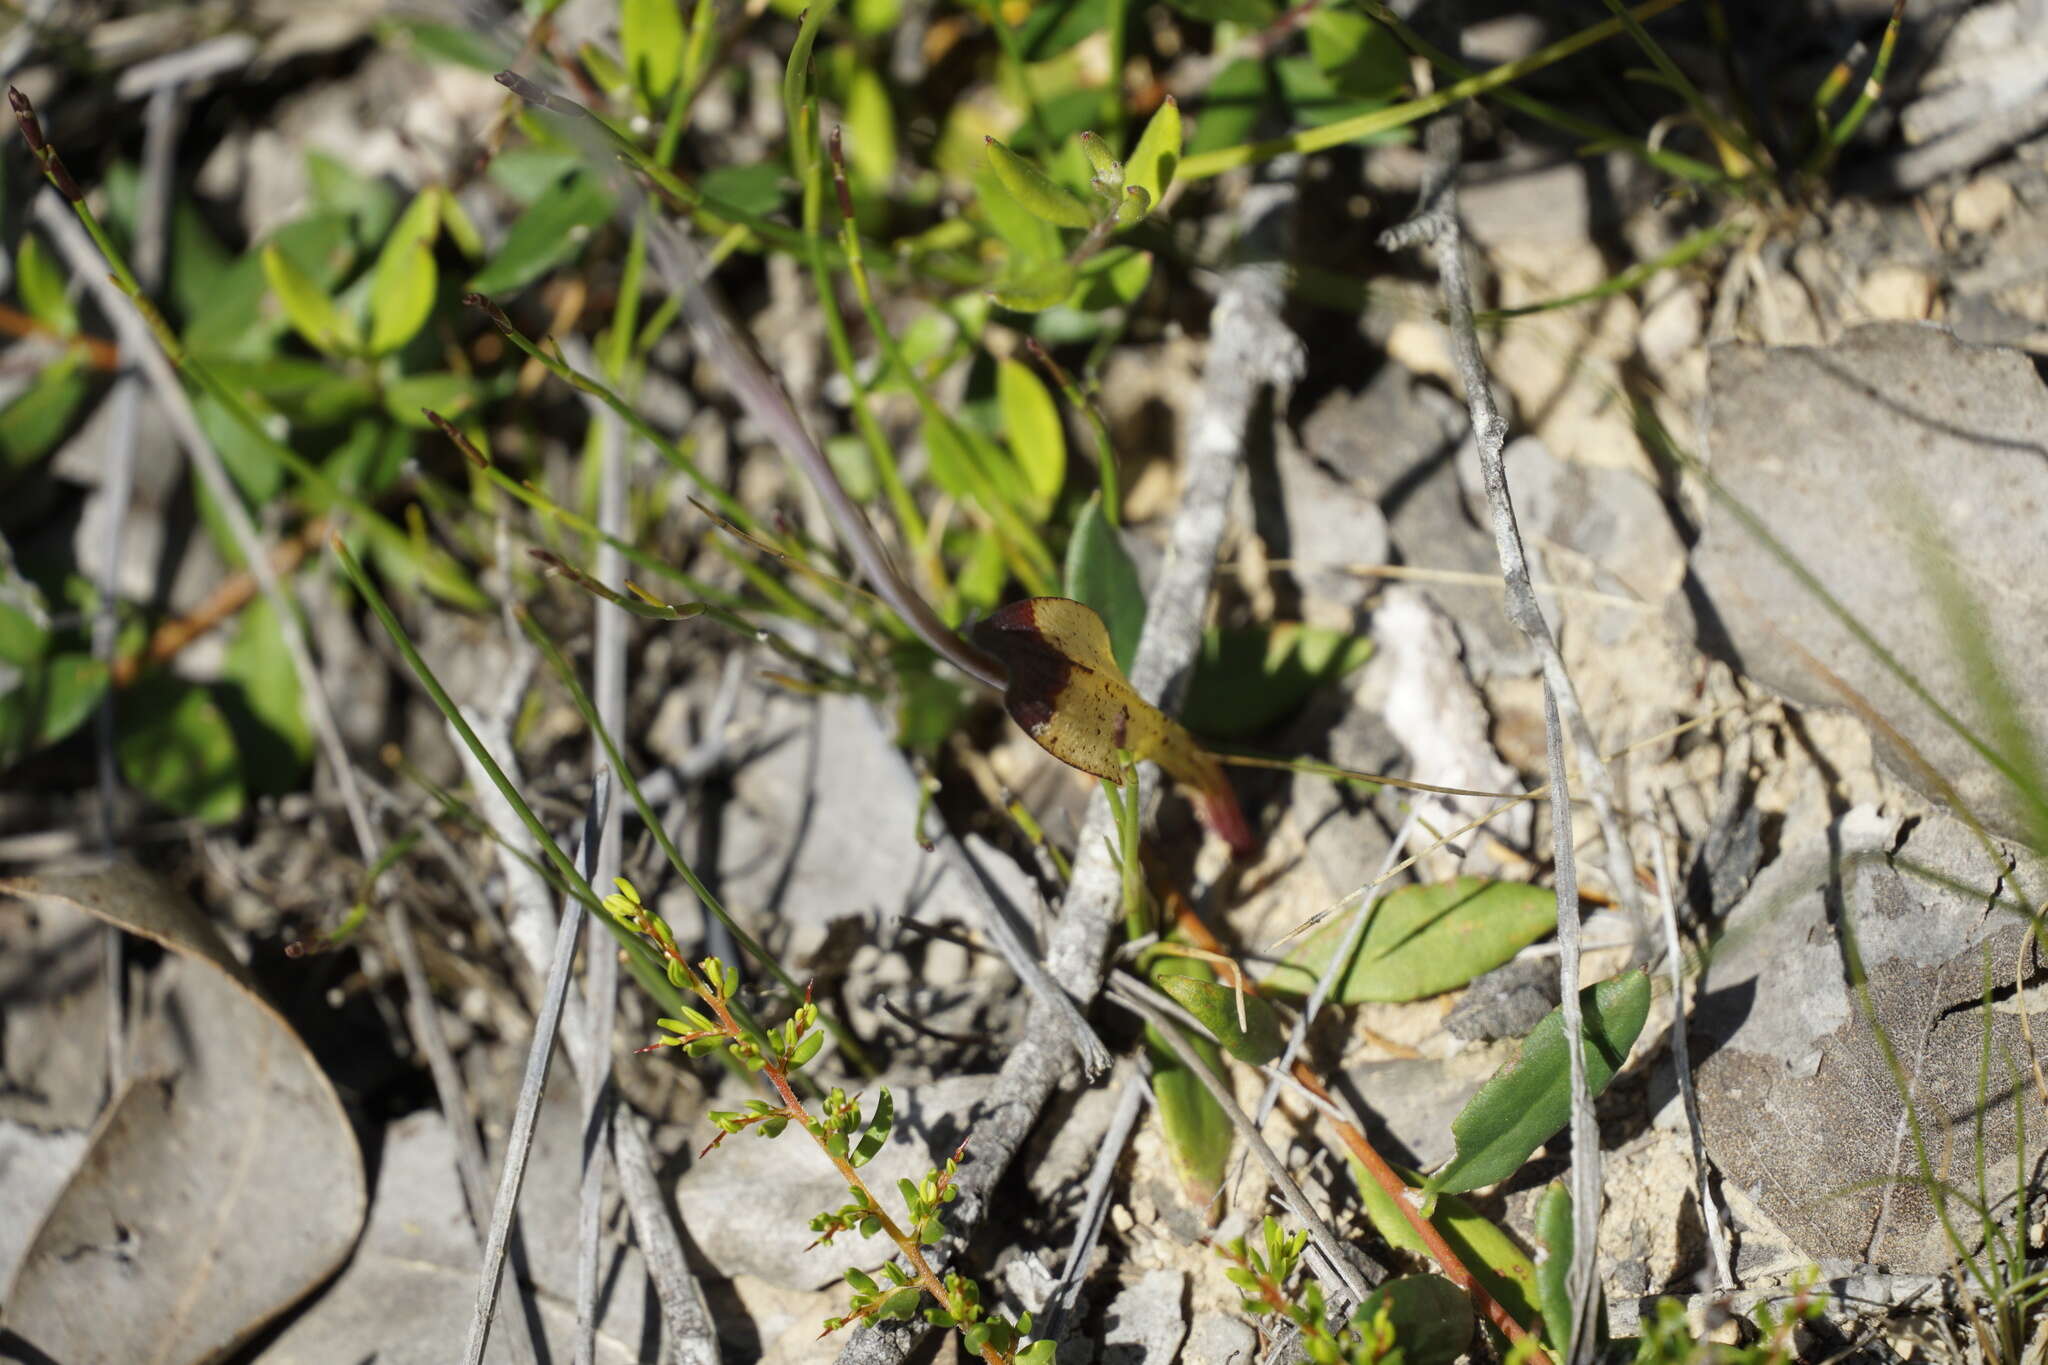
[997,358,1064,506]
[1062,492,1145,673]
[1354,1162,1540,1334]
[850,1086,893,1167]
[118,676,245,822]
[262,241,359,356]
[1352,1276,1473,1365]
[1180,622,1372,740]
[1534,1181,1574,1354]
[221,595,312,797]
[984,138,1095,229]
[622,0,685,103]
[16,232,76,337]
[1123,96,1181,214]
[1144,958,1233,1210]
[467,172,613,295]
[367,189,442,355]
[989,259,1079,313]
[1154,973,1284,1065]
[1425,969,1652,1198]
[1261,878,1554,1003]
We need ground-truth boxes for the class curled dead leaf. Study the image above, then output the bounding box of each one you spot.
[970,597,1253,854]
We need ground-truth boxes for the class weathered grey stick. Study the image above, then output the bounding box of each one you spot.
[458,708,721,1365]
[464,777,610,1365]
[1040,1060,1149,1340]
[1103,974,1375,1303]
[834,162,1304,1365]
[1378,116,1618,1365]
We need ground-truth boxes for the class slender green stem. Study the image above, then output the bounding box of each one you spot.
[518,606,876,1075]
[1360,0,1728,188]
[1597,0,1755,173]
[1803,0,1905,179]
[1024,337,1120,525]
[1181,0,1695,181]
[1475,219,1741,322]
[830,164,1057,592]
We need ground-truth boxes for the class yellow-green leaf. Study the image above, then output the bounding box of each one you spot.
[1124,95,1181,215]
[997,358,1064,506]
[1145,957,1232,1211]
[984,137,1095,229]
[16,232,76,337]
[437,187,483,258]
[843,65,897,198]
[1154,973,1284,1065]
[1355,1163,1541,1335]
[367,190,442,355]
[262,242,358,355]
[622,0,685,103]
[989,259,1078,313]
[1261,878,1555,1003]
[1425,970,1651,1198]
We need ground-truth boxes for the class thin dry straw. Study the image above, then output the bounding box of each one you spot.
[464,773,611,1365]
[1104,973,1380,1303]
[864,704,1112,1079]
[834,146,1300,1365]
[1379,114,1622,1365]
[573,347,632,1365]
[1040,1060,1149,1340]
[1650,826,1736,1291]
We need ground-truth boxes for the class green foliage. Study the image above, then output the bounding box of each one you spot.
[1427,970,1653,1198]
[1180,622,1373,740]
[1221,1217,1473,1364]
[1154,972,1284,1065]
[1354,1164,1541,1336]
[117,674,245,821]
[1142,955,1234,1209]
[1262,879,1557,1004]
[1062,492,1144,672]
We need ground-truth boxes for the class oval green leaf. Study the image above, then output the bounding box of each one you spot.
[367,190,442,355]
[997,358,1064,506]
[1262,878,1555,1003]
[1155,973,1284,1066]
[844,65,897,199]
[984,137,1095,229]
[1353,1276,1473,1365]
[1354,1162,1540,1335]
[850,1087,894,1168]
[1062,492,1145,673]
[1144,959,1232,1212]
[972,165,1063,263]
[1123,95,1181,215]
[16,232,76,337]
[261,242,358,356]
[1425,968,1652,1198]
[222,595,312,798]
[989,258,1079,313]
[118,676,245,822]
[622,0,685,103]
[1534,1181,1574,1355]
[467,172,613,295]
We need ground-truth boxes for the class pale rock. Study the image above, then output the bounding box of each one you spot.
[1952,175,2017,235]
[1857,264,1940,321]
[1183,1312,1258,1365]
[1100,1269,1188,1364]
